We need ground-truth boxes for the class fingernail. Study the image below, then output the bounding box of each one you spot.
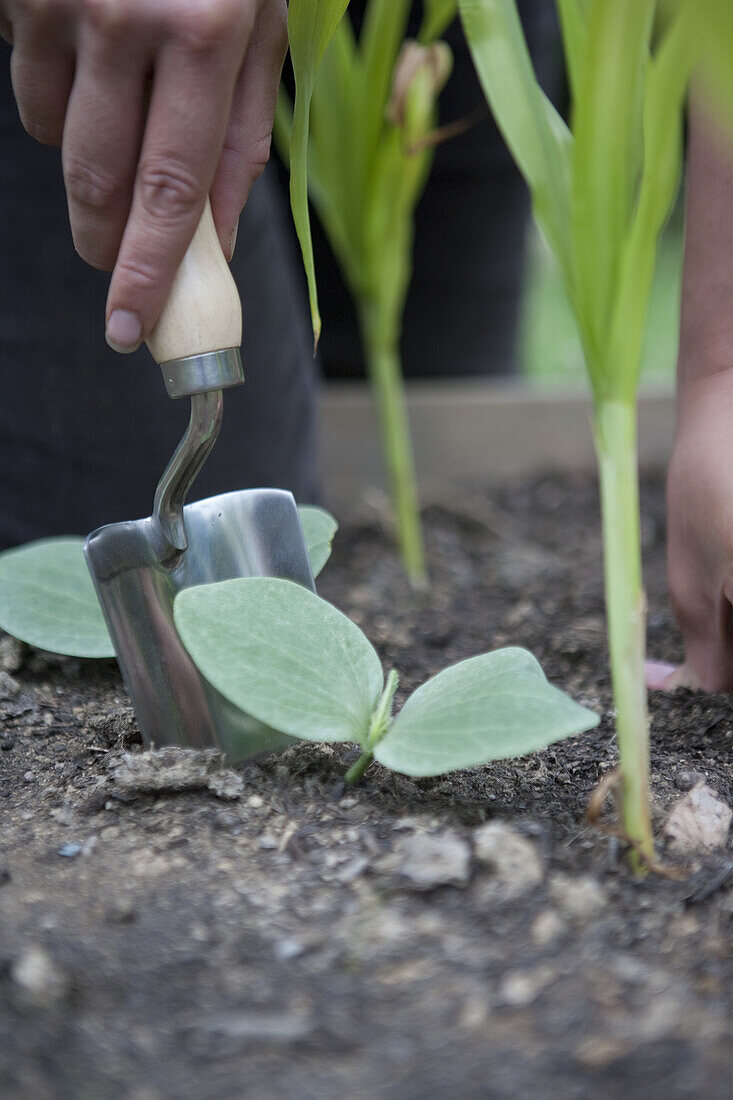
[106,309,143,353]
[228,221,239,261]
[644,660,678,691]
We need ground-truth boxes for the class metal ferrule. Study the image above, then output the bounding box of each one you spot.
[160,347,244,399]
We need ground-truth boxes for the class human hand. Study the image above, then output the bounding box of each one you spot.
[649,371,733,692]
[646,96,733,693]
[0,0,287,352]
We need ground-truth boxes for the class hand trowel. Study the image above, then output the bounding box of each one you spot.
[84,199,315,763]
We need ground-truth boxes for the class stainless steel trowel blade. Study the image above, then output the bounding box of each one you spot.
[84,488,315,763]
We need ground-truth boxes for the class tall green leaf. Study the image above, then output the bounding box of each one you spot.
[607,2,697,399]
[571,0,655,388]
[458,0,573,272]
[555,0,587,103]
[287,0,351,346]
[419,1,459,44]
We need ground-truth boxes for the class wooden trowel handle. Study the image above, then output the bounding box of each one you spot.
[146,198,242,365]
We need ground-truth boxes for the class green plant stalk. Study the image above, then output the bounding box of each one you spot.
[345,668,399,783]
[594,397,652,868]
[359,302,426,585]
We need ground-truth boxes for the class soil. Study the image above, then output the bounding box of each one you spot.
[0,472,731,1100]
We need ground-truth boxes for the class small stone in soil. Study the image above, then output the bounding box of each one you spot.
[374,830,471,890]
[473,820,543,902]
[58,842,83,858]
[11,946,70,1007]
[0,634,24,674]
[548,873,607,922]
[86,707,141,747]
[0,669,21,699]
[530,908,566,947]
[674,768,706,792]
[663,782,732,853]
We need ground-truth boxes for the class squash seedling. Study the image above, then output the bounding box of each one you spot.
[277,0,459,585]
[459,0,699,866]
[173,575,599,783]
[0,506,337,659]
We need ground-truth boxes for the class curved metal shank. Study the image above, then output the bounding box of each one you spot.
[152,390,223,556]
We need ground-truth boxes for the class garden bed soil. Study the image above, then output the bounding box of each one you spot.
[0,473,731,1099]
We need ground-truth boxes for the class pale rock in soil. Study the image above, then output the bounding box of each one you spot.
[530,908,566,946]
[498,965,555,1007]
[473,821,543,901]
[374,831,471,889]
[663,781,732,853]
[0,669,20,699]
[11,946,70,1007]
[110,747,243,800]
[548,873,607,921]
[0,634,24,673]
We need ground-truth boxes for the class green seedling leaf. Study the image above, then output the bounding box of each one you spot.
[287,0,351,346]
[0,537,114,658]
[298,505,338,578]
[419,0,459,44]
[174,578,384,746]
[459,0,573,274]
[374,647,599,777]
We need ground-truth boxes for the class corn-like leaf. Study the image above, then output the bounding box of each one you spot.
[607,2,697,400]
[458,0,573,274]
[175,578,384,747]
[697,0,733,120]
[571,0,654,387]
[361,0,412,160]
[555,0,587,104]
[287,0,351,346]
[418,0,459,44]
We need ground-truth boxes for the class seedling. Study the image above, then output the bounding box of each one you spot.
[174,575,599,782]
[459,0,700,865]
[278,0,458,584]
[0,506,337,659]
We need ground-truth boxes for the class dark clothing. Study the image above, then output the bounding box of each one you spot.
[0,42,318,549]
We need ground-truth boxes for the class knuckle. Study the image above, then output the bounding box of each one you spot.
[244,134,272,180]
[64,154,122,211]
[173,0,245,53]
[24,0,68,21]
[114,255,160,293]
[137,158,204,221]
[81,0,136,36]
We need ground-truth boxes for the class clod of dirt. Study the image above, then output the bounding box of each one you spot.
[373,829,471,889]
[0,635,24,674]
[11,946,70,1008]
[663,781,732,853]
[85,707,141,748]
[0,670,20,700]
[109,747,244,801]
[548,873,607,922]
[473,820,543,901]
